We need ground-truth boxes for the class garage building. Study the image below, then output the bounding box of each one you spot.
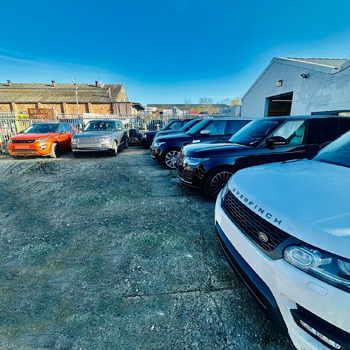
[241,57,350,118]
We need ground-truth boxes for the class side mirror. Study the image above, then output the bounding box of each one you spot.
[266,136,287,147]
[200,130,210,136]
[117,127,122,131]
[319,141,331,149]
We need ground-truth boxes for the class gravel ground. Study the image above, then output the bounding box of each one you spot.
[0,147,293,350]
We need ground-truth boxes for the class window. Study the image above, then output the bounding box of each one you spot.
[168,121,183,130]
[307,119,339,144]
[339,119,350,136]
[272,120,306,145]
[204,120,227,135]
[58,124,66,133]
[226,120,248,135]
[65,124,73,131]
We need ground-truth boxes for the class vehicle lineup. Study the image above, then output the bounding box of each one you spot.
[8,122,77,158]
[150,117,252,169]
[5,115,350,350]
[71,120,128,156]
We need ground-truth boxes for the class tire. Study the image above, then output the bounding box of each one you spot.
[73,152,80,157]
[49,142,60,158]
[125,137,129,149]
[110,141,118,156]
[163,149,180,169]
[204,167,235,200]
[146,139,152,148]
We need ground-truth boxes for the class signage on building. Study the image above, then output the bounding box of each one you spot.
[28,108,55,119]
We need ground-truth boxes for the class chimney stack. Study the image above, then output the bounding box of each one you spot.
[95,81,98,87]
[52,80,55,87]
[7,80,11,86]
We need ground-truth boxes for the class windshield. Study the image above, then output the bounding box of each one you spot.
[23,123,59,134]
[229,119,281,146]
[84,121,116,132]
[314,131,350,168]
[186,120,210,135]
[181,119,201,131]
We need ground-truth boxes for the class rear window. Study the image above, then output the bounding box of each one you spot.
[307,119,339,144]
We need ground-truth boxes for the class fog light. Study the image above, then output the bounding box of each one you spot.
[300,320,341,349]
[40,145,47,150]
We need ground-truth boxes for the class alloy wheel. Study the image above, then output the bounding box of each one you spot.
[210,171,233,197]
[165,150,179,169]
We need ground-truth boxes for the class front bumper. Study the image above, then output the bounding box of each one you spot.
[8,142,52,156]
[215,197,350,350]
[150,146,162,161]
[72,143,111,152]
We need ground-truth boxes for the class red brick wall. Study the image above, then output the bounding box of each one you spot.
[41,103,64,113]
[0,103,12,112]
[90,103,113,114]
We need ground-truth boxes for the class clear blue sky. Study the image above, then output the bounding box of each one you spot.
[1,0,350,106]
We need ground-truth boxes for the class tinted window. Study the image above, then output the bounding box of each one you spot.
[24,123,59,134]
[58,124,66,133]
[186,120,211,135]
[272,120,306,145]
[339,119,350,136]
[181,119,201,131]
[226,120,249,135]
[307,119,339,144]
[168,121,183,130]
[230,119,281,146]
[204,120,227,135]
[84,121,117,131]
[65,124,72,131]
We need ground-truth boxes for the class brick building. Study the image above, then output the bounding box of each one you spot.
[241,58,350,118]
[0,81,143,115]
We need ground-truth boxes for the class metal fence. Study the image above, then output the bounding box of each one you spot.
[0,112,220,153]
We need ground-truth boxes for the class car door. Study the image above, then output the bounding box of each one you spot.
[192,120,229,143]
[255,119,310,166]
[58,124,70,149]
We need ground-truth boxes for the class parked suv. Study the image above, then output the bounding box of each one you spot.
[141,119,193,147]
[151,118,252,169]
[177,116,350,199]
[215,130,350,350]
[8,122,77,158]
[154,118,203,139]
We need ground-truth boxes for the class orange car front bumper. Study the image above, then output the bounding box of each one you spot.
[8,141,52,156]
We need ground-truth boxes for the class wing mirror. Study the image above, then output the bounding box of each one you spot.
[266,136,287,148]
[200,130,210,136]
[117,127,122,131]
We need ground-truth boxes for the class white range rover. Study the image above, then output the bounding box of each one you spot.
[215,131,350,350]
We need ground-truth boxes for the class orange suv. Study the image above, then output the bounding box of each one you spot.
[8,122,77,158]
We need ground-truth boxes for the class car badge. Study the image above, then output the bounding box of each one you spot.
[258,232,268,243]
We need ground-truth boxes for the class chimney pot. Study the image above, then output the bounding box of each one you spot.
[52,80,55,86]
[95,81,98,87]
[7,80,11,86]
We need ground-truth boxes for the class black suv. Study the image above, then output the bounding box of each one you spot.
[154,118,204,139]
[151,117,252,169]
[141,119,193,148]
[176,116,350,199]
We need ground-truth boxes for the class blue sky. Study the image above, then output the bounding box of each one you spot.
[1,0,350,106]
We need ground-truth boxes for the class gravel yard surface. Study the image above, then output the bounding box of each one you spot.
[0,147,293,350]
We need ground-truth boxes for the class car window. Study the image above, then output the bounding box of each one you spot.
[203,121,227,136]
[339,119,350,136]
[307,119,339,144]
[84,121,117,132]
[168,121,183,130]
[272,120,306,145]
[58,124,66,133]
[24,123,59,134]
[226,120,249,135]
[65,124,72,131]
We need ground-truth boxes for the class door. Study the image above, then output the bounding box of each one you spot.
[58,124,71,148]
[255,119,310,166]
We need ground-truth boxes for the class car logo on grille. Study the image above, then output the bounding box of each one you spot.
[258,232,268,243]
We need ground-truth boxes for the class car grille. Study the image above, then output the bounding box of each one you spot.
[12,149,38,153]
[223,190,291,254]
[11,139,35,143]
[177,167,194,182]
[177,149,185,166]
[78,137,100,143]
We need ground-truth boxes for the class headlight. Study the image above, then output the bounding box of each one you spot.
[220,183,229,203]
[184,157,209,166]
[100,136,111,143]
[153,141,165,148]
[35,137,50,143]
[72,138,78,144]
[284,244,350,292]
[142,134,147,139]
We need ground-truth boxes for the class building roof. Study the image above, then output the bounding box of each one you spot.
[280,58,348,68]
[0,83,127,103]
[147,104,229,111]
